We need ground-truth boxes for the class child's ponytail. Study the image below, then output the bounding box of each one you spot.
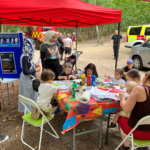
[115,68,126,82]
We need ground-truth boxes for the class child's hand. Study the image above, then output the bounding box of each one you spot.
[119,92,125,100]
[104,75,110,79]
[55,47,58,54]
[120,85,124,89]
[58,87,61,91]
[47,48,52,55]
[63,76,67,80]
[104,75,107,78]
[72,75,76,79]
[68,75,73,80]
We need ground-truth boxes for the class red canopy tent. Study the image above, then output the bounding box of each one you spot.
[0,0,122,69]
[0,0,121,27]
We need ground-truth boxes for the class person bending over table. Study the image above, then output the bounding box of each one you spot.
[77,63,98,78]
[120,69,142,89]
[18,38,41,113]
[118,71,150,150]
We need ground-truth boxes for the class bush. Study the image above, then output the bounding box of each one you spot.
[77,35,82,42]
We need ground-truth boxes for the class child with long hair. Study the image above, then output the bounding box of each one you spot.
[105,68,126,85]
[77,63,98,78]
[120,69,141,89]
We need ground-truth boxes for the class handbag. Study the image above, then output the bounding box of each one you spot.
[31,75,40,92]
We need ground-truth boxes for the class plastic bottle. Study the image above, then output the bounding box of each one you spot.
[81,74,86,86]
[91,75,96,87]
[87,75,91,86]
[72,82,77,98]
[75,90,81,101]
[79,82,83,95]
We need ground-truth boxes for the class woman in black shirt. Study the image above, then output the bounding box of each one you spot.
[40,31,61,80]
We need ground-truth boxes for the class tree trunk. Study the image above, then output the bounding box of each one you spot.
[7,25,10,32]
[96,26,100,44]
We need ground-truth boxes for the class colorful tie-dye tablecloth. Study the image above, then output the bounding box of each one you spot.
[56,89,121,133]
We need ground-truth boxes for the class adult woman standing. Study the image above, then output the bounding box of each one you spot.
[118,71,150,150]
[18,38,41,113]
[40,31,61,80]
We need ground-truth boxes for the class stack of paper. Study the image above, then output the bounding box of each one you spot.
[57,85,68,93]
[89,87,118,102]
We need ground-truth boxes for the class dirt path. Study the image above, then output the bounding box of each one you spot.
[0,34,149,150]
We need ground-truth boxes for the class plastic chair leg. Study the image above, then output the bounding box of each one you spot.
[21,120,35,150]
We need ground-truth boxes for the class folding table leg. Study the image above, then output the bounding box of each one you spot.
[73,127,76,150]
[105,114,111,145]
[6,83,11,115]
[12,82,14,95]
[99,116,103,149]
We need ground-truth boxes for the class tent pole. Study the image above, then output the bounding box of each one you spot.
[75,22,78,74]
[0,19,1,32]
[115,22,121,70]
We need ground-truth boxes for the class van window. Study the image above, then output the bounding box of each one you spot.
[129,27,142,35]
[145,27,150,35]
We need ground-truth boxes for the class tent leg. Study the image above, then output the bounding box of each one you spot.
[75,24,78,74]
[115,22,121,70]
[0,21,1,32]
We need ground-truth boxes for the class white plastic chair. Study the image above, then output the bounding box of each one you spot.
[115,115,150,150]
[18,95,59,150]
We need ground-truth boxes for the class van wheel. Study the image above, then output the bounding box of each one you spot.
[133,56,143,70]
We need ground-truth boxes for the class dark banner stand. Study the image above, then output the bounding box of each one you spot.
[105,22,121,145]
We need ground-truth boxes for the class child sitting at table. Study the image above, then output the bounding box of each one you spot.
[36,69,61,117]
[109,81,138,128]
[122,59,138,76]
[104,68,126,85]
[77,63,99,78]
[58,62,76,80]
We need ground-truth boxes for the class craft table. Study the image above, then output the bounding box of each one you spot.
[0,78,19,115]
[56,90,121,150]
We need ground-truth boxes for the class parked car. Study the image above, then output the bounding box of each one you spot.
[129,38,150,70]
[125,25,150,48]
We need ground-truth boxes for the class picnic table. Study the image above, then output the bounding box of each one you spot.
[54,79,123,150]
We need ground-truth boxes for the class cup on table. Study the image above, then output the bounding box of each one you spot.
[67,82,72,95]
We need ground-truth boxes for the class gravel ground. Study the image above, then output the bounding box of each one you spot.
[0,33,149,150]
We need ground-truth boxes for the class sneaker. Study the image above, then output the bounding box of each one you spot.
[54,107,60,114]
[108,122,117,128]
[119,145,131,150]
[0,135,9,143]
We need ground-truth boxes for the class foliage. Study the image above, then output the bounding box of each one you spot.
[1,0,150,41]
[77,35,82,42]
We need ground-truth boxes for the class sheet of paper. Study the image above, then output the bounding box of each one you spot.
[114,86,126,92]
[72,79,81,82]
[36,59,41,65]
[54,80,66,84]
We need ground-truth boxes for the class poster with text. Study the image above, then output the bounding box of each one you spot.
[0,52,16,73]
[0,34,20,47]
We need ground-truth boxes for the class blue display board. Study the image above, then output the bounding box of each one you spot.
[0,33,23,79]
